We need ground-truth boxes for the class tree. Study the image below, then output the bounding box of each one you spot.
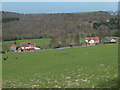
[74,33,80,46]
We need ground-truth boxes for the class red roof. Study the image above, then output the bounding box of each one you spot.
[10,45,17,47]
[30,43,36,45]
[86,37,99,40]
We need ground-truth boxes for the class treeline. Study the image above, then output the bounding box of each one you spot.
[2,11,118,41]
[49,33,80,48]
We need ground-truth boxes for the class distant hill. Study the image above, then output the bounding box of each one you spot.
[2,11,118,41]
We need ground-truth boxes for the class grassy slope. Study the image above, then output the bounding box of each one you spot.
[2,44,118,88]
[2,39,51,50]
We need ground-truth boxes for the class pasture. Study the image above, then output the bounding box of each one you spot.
[2,44,118,88]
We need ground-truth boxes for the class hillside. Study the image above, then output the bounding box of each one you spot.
[2,11,118,41]
[3,44,118,88]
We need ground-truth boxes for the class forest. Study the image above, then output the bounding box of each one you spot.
[2,11,119,41]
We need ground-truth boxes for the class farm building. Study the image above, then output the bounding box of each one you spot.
[102,37,116,43]
[20,42,40,51]
[10,45,17,52]
[85,37,100,45]
[20,42,36,51]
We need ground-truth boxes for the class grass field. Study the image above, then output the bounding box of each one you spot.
[2,38,51,50]
[2,44,118,88]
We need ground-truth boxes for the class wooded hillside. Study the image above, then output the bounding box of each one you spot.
[2,11,118,41]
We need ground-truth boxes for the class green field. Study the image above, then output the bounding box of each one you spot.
[2,39,51,50]
[2,44,118,88]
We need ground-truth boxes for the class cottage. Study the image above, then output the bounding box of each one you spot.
[85,37,100,45]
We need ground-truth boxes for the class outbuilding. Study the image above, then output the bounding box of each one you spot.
[102,37,116,43]
[10,45,17,52]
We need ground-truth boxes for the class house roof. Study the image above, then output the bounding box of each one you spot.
[10,45,17,47]
[20,42,36,47]
[86,37,99,40]
[105,37,115,40]
[20,43,29,47]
